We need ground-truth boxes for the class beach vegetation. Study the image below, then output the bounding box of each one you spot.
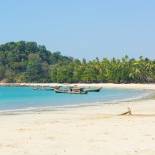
[0,41,155,83]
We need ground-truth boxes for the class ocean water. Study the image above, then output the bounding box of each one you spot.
[0,86,148,111]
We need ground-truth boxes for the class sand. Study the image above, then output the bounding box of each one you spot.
[0,84,155,155]
[1,82,155,90]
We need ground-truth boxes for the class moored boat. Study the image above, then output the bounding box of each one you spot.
[54,89,88,94]
[84,87,102,92]
[54,86,88,94]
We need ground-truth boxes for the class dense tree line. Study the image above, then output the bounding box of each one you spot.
[0,41,73,82]
[0,41,155,83]
[50,56,155,83]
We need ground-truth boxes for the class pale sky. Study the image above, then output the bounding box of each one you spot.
[0,0,155,59]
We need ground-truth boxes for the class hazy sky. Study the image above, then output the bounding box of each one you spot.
[0,0,155,59]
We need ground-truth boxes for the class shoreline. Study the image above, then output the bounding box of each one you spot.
[0,85,154,114]
[0,99,155,155]
[0,84,155,155]
[0,82,155,90]
[0,89,153,115]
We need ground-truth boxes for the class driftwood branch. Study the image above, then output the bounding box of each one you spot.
[120,107,132,116]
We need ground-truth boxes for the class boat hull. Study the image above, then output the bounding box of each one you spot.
[84,87,102,92]
[54,89,88,94]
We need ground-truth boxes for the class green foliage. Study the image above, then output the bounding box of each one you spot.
[49,56,155,83]
[0,41,73,82]
[0,41,155,83]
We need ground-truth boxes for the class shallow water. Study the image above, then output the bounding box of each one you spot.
[0,86,147,111]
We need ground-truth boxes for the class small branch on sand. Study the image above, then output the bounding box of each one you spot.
[120,107,132,116]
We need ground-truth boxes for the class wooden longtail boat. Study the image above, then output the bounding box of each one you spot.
[54,89,88,94]
[84,87,102,92]
[54,86,88,94]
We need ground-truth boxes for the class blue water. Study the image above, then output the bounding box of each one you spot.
[0,86,147,111]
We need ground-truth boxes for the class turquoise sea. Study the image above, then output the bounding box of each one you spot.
[0,86,148,111]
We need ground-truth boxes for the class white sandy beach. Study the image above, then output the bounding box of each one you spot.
[0,84,155,155]
[1,83,155,90]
